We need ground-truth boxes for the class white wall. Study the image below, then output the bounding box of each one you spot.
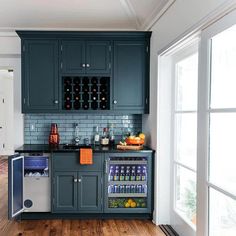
[0,70,14,154]
[143,0,235,224]
[0,33,23,150]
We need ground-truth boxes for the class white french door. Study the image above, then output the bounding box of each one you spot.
[197,10,236,236]
[170,41,199,236]
[0,93,5,153]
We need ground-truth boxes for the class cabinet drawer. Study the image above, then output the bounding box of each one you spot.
[52,153,103,171]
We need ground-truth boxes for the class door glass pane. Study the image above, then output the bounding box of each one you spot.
[175,165,196,226]
[209,113,236,195]
[175,113,197,170]
[176,53,198,111]
[210,24,236,108]
[209,188,236,236]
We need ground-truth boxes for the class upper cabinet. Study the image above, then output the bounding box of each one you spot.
[113,41,147,112]
[61,40,111,75]
[22,40,59,113]
[17,31,151,114]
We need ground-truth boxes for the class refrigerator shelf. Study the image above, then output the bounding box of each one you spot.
[108,181,147,185]
[109,161,147,165]
[108,193,147,198]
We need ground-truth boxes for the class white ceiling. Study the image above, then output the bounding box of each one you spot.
[0,0,174,31]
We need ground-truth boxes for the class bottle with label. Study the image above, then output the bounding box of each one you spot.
[130,166,136,181]
[109,165,114,181]
[119,166,125,181]
[114,166,120,181]
[141,166,147,181]
[109,123,115,146]
[125,166,130,181]
[94,126,100,146]
[101,127,109,146]
[136,166,142,181]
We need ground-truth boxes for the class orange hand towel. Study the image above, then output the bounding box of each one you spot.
[80,148,93,165]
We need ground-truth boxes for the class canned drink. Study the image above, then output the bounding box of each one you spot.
[125,185,130,193]
[119,185,125,193]
[114,185,119,193]
[137,184,142,193]
[130,185,135,193]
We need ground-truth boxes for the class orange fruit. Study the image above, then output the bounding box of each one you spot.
[131,202,137,208]
[139,133,145,140]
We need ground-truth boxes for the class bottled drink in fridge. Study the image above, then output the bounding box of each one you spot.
[125,166,130,181]
[114,166,120,181]
[119,166,125,181]
[109,165,114,181]
[136,166,142,181]
[130,166,136,181]
[142,166,147,181]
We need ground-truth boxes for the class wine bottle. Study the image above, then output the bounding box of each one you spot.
[91,102,98,110]
[83,102,89,110]
[82,93,89,101]
[91,77,98,84]
[74,101,80,110]
[64,102,72,110]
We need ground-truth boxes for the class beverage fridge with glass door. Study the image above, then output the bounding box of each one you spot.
[104,152,153,213]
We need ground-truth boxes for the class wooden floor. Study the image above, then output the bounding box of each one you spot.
[0,157,165,236]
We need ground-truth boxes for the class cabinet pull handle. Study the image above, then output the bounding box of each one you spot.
[86,63,90,68]
[82,63,86,68]
[113,100,117,104]
[54,100,59,104]
[74,179,78,183]
[105,160,108,174]
[78,179,82,183]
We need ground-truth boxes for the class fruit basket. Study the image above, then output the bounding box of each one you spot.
[125,138,144,145]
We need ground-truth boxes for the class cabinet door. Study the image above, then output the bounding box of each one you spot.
[86,41,111,74]
[113,41,146,112]
[23,40,59,112]
[78,172,102,212]
[61,40,86,74]
[53,171,77,212]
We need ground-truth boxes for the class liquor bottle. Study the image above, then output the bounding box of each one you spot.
[119,166,125,181]
[136,166,142,181]
[74,85,80,93]
[49,123,60,145]
[108,123,115,146]
[74,95,80,101]
[82,84,89,93]
[130,166,136,181]
[141,166,147,181]
[92,93,98,101]
[64,102,72,110]
[114,166,120,181]
[100,93,107,101]
[125,166,130,181]
[101,127,109,146]
[94,126,100,146]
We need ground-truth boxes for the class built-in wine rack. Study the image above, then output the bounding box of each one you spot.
[63,76,110,110]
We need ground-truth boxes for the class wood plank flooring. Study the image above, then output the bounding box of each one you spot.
[0,157,165,236]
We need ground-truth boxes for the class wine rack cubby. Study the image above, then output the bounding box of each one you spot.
[62,76,110,110]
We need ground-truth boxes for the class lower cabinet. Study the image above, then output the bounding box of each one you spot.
[53,171,102,213]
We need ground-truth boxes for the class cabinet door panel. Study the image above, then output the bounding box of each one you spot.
[61,40,85,73]
[78,172,102,212]
[113,41,145,111]
[53,171,77,212]
[86,41,110,74]
[23,40,59,111]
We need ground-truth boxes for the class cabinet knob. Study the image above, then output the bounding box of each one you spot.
[113,100,117,104]
[54,100,59,104]
[74,179,78,183]
[86,64,90,68]
[82,63,86,68]
[78,179,82,183]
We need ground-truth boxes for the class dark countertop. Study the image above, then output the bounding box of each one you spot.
[15,144,154,153]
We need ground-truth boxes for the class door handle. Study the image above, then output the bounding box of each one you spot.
[113,100,117,104]
[78,179,82,183]
[54,100,59,104]
[82,63,86,68]
[74,179,78,183]
[86,64,90,68]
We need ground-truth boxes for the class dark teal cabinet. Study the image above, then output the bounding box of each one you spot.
[22,40,59,112]
[61,40,85,74]
[61,40,111,75]
[113,41,147,113]
[78,172,102,212]
[53,171,78,212]
[17,31,151,114]
[52,152,103,213]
